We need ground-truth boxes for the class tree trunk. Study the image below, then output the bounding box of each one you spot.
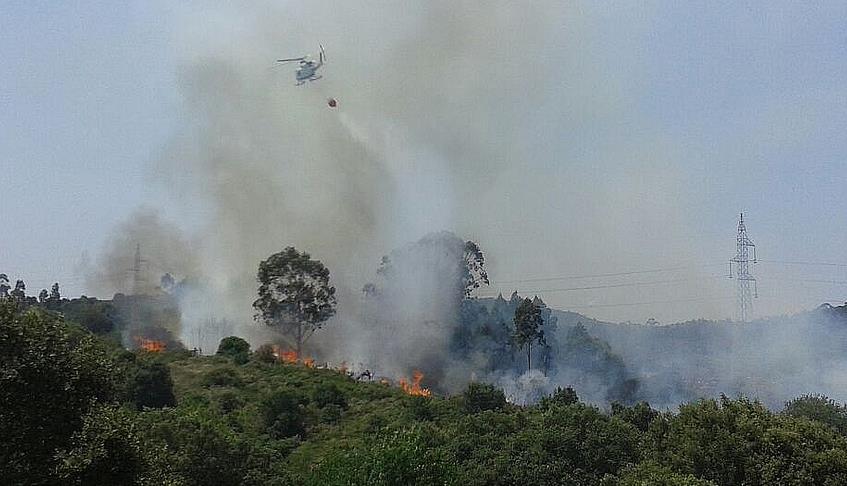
[296,323,302,356]
[527,342,532,371]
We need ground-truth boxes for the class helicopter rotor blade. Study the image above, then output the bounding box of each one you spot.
[277,57,306,63]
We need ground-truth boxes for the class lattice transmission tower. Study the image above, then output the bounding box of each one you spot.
[130,243,147,295]
[729,213,757,321]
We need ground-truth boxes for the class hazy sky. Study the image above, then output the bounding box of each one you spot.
[2,1,846,323]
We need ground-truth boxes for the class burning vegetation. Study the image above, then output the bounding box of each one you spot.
[135,337,166,353]
[271,345,316,368]
[399,370,432,397]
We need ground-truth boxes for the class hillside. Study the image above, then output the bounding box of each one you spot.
[7,299,847,485]
[552,303,847,408]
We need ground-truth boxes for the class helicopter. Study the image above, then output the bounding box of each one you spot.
[277,44,326,85]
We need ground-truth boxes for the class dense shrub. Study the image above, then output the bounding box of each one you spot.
[606,461,717,486]
[216,336,251,364]
[312,382,347,409]
[611,400,659,432]
[0,302,116,484]
[260,389,306,439]
[645,396,847,485]
[462,382,506,413]
[202,366,243,388]
[784,394,847,435]
[55,405,151,485]
[127,359,177,410]
[8,309,847,486]
[538,386,579,409]
[306,426,457,486]
[253,343,278,363]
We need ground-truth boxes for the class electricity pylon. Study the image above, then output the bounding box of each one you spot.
[729,213,757,321]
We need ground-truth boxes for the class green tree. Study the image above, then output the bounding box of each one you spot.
[462,240,490,297]
[260,389,306,439]
[252,343,278,363]
[10,279,26,302]
[216,336,251,364]
[512,298,545,370]
[55,405,151,485]
[538,386,579,409]
[50,282,61,303]
[606,461,716,486]
[784,394,847,435]
[463,382,506,414]
[372,234,490,300]
[38,288,48,303]
[0,273,9,297]
[612,401,659,432]
[126,359,177,410]
[253,247,337,355]
[0,301,116,484]
[307,426,457,486]
[312,382,347,409]
[138,406,258,486]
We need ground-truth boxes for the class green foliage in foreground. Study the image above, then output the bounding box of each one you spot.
[4,300,847,485]
[216,335,251,364]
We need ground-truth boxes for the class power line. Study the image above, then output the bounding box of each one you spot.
[550,295,735,310]
[767,277,847,285]
[490,263,725,285]
[479,275,726,296]
[758,260,847,268]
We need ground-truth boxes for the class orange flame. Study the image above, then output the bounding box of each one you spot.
[399,370,431,397]
[269,345,317,367]
[135,337,166,353]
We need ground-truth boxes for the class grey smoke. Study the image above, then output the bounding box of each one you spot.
[85,2,843,406]
[108,2,578,350]
[84,207,199,296]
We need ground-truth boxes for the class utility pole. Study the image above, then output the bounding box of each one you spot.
[130,243,147,295]
[729,213,757,322]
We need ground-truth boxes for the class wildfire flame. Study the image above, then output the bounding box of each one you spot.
[135,337,166,353]
[270,345,316,367]
[399,370,431,397]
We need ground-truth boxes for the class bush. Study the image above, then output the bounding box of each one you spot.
[312,382,347,409]
[0,302,116,484]
[214,389,245,414]
[538,386,579,409]
[462,382,506,414]
[644,396,847,485]
[216,336,251,364]
[127,360,176,410]
[55,405,151,485]
[784,394,847,435]
[139,407,254,486]
[253,343,278,364]
[321,404,344,423]
[611,401,659,432]
[306,426,457,486]
[202,367,243,388]
[408,395,435,421]
[606,461,717,486]
[260,390,306,439]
